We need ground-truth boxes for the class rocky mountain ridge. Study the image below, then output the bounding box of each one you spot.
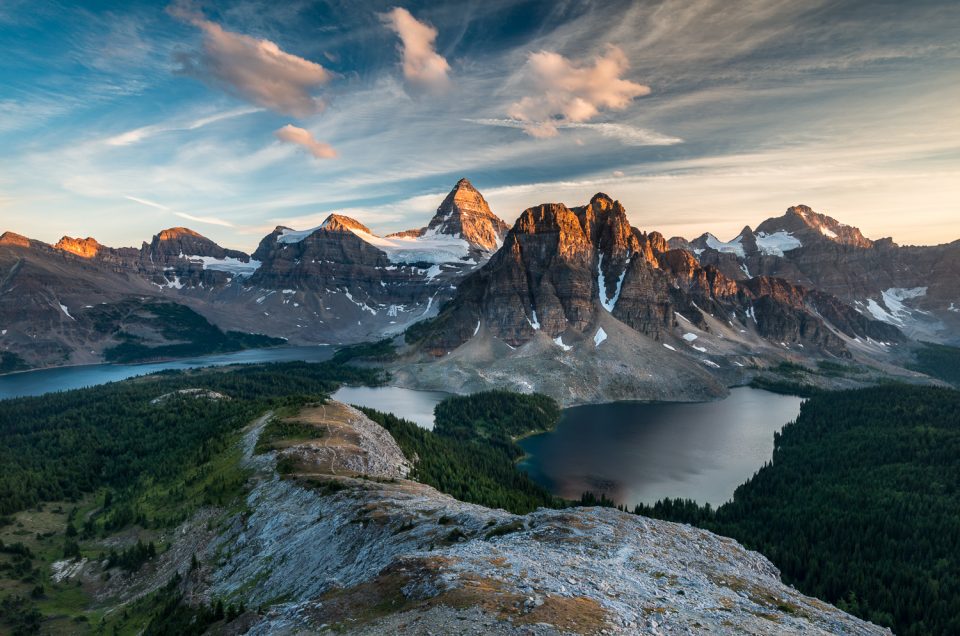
[52,401,890,635]
[680,205,960,343]
[2,183,957,402]
[395,193,914,403]
[0,179,510,369]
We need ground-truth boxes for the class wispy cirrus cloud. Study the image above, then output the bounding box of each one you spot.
[125,195,235,227]
[168,2,332,117]
[274,124,337,159]
[380,7,451,93]
[105,106,261,146]
[507,45,650,138]
[466,119,682,146]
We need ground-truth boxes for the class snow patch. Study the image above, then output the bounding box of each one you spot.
[865,287,927,326]
[704,234,745,258]
[692,345,707,353]
[527,310,541,330]
[354,229,472,264]
[949,302,959,313]
[701,359,720,368]
[278,223,471,265]
[593,327,607,347]
[597,253,628,312]
[343,290,378,315]
[755,231,802,256]
[188,254,260,277]
[662,343,676,351]
[553,336,572,351]
[819,225,838,239]
[682,333,698,342]
[59,303,74,320]
[473,320,481,336]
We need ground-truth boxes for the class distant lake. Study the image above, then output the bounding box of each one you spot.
[518,387,803,508]
[332,385,450,430]
[2,356,801,507]
[0,346,334,400]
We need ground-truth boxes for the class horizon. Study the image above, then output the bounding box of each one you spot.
[4,181,953,253]
[2,0,958,250]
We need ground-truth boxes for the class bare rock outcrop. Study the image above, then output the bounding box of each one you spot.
[196,404,891,635]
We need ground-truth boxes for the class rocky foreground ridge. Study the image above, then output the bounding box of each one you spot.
[58,402,889,635]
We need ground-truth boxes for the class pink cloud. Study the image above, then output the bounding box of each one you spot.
[169,3,331,117]
[508,45,650,138]
[381,7,450,93]
[274,124,337,159]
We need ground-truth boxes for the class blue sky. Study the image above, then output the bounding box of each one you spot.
[1,0,958,250]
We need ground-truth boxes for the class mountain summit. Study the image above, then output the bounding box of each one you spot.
[393,178,509,252]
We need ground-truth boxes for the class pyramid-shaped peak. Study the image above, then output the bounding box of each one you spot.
[425,178,508,251]
[321,214,373,235]
[758,205,873,248]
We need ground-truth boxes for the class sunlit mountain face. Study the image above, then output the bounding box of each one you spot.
[1,0,957,251]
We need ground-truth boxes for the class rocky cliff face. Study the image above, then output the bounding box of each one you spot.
[408,194,899,364]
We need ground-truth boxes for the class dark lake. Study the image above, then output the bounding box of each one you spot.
[331,385,449,430]
[0,346,335,400]
[517,387,803,507]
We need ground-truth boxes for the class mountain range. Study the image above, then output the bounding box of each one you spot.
[1,178,957,402]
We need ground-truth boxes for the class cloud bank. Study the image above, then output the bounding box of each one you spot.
[274,124,337,159]
[169,3,331,117]
[508,45,650,138]
[381,7,451,93]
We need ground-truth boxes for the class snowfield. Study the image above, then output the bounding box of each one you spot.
[865,287,928,326]
[755,231,802,256]
[188,254,261,276]
[278,224,472,265]
[705,234,746,258]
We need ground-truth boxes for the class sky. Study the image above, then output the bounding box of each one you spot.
[1,0,958,251]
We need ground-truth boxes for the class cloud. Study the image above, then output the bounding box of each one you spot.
[507,45,650,137]
[168,3,331,117]
[465,119,681,146]
[105,107,261,146]
[274,124,337,159]
[125,195,235,227]
[380,7,451,93]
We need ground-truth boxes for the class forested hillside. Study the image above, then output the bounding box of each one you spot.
[631,385,960,636]
[361,390,562,514]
